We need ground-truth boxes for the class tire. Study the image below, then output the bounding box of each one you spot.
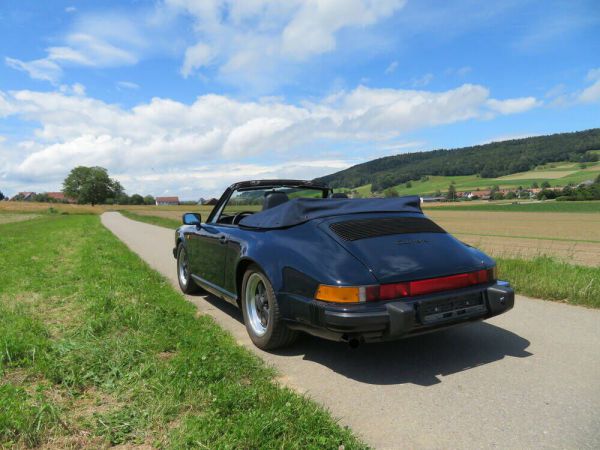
[177,244,200,294]
[241,264,298,350]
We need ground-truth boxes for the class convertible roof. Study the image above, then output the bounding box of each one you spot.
[239,196,423,229]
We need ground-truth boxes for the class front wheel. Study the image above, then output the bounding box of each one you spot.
[177,244,199,294]
[241,265,297,350]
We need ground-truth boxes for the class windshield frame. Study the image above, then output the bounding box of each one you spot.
[207,182,331,225]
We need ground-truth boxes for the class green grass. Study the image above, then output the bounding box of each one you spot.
[497,257,600,308]
[427,201,600,213]
[0,215,364,449]
[121,210,181,228]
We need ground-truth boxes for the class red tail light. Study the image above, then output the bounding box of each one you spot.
[369,268,494,301]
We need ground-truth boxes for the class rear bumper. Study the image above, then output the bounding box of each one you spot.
[282,282,514,343]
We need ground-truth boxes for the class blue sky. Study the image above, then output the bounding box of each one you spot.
[1,0,599,198]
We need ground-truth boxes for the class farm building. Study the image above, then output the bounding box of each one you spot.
[46,192,76,203]
[155,196,180,206]
[10,191,35,201]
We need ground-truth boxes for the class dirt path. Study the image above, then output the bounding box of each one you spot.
[101,212,600,450]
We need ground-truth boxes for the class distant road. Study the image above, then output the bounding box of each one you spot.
[102,212,600,450]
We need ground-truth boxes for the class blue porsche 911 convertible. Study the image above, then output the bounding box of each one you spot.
[174,179,514,349]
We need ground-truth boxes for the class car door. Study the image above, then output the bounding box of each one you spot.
[188,223,229,289]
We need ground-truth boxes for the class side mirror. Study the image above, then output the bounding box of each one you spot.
[182,212,202,227]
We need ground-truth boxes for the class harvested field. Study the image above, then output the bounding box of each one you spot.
[498,170,576,180]
[427,210,600,266]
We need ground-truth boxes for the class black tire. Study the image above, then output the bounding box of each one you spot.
[177,244,200,294]
[241,264,298,350]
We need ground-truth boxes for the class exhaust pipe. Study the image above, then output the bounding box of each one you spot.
[348,338,361,349]
[342,334,363,348]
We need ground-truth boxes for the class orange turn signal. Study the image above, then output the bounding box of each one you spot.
[315,285,362,303]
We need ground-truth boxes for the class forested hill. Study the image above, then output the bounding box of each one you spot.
[314,128,600,191]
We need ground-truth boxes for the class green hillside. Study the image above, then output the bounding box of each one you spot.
[342,161,600,197]
[316,128,600,194]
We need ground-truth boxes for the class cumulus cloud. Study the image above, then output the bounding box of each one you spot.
[486,97,540,115]
[168,0,406,79]
[5,57,63,83]
[6,11,158,83]
[0,83,539,196]
[7,1,405,87]
[181,42,215,77]
[578,68,600,103]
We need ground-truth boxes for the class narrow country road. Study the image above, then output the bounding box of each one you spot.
[101,212,600,450]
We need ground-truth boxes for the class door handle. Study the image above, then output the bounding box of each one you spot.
[219,235,228,244]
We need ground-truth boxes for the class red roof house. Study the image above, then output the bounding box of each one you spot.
[155,196,180,206]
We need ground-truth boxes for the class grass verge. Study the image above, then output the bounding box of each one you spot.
[0,215,364,448]
[427,201,600,213]
[120,210,181,228]
[497,256,599,308]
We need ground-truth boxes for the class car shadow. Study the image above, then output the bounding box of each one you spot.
[191,291,532,387]
[278,322,532,386]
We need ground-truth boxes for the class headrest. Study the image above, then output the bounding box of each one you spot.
[262,191,289,210]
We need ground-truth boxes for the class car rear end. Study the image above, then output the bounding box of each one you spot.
[284,212,514,344]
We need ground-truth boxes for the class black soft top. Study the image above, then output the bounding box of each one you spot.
[238,196,423,229]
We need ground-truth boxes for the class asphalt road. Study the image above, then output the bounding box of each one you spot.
[101,212,600,450]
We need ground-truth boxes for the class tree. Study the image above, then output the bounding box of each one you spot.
[405,181,412,188]
[446,184,457,201]
[0,190,4,201]
[541,181,551,188]
[384,188,399,197]
[130,194,144,205]
[144,195,155,205]
[63,166,123,206]
[531,182,539,189]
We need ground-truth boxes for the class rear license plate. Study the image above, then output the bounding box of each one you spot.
[418,292,486,325]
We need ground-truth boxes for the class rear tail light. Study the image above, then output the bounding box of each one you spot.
[315,267,495,303]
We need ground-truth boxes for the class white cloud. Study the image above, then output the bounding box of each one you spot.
[181,42,215,77]
[411,73,434,87]
[65,6,76,13]
[486,97,540,115]
[0,83,539,196]
[117,81,140,90]
[578,68,600,103]
[281,0,404,59]
[385,61,398,74]
[59,83,86,96]
[6,11,155,82]
[5,57,63,83]
[578,80,600,104]
[168,0,406,80]
[586,67,600,82]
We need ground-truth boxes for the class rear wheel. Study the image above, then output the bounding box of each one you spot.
[241,265,297,350]
[177,244,199,294]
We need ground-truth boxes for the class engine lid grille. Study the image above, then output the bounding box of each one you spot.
[329,217,446,241]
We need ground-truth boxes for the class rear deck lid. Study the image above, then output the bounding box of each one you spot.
[320,213,491,284]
